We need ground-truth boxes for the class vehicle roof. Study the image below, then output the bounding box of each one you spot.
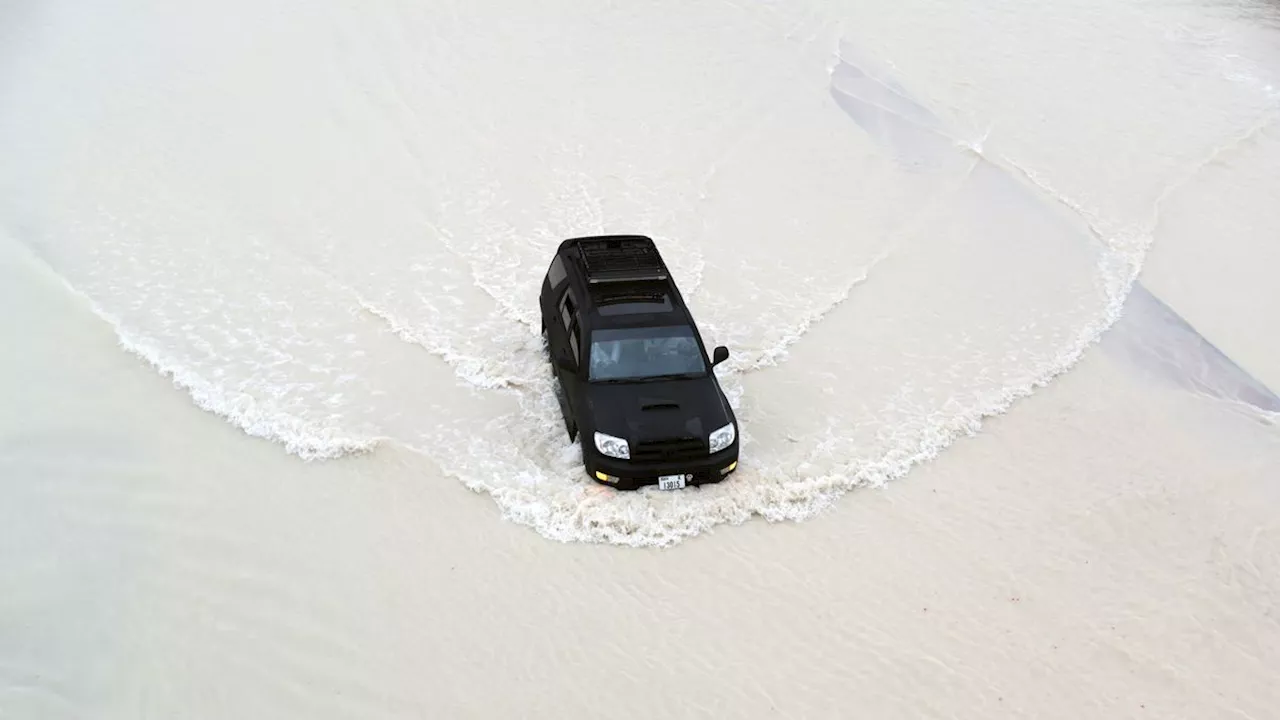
[557,234,695,332]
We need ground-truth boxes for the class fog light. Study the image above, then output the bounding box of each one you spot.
[720,461,737,475]
[595,471,618,483]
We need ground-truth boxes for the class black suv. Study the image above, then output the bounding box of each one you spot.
[539,234,739,491]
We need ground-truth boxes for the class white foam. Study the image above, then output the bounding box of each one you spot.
[44,260,383,461]
[735,245,894,374]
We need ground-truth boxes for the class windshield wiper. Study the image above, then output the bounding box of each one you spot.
[591,371,705,384]
[634,371,704,382]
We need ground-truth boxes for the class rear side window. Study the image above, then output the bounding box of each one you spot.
[560,291,576,330]
[547,255,567,287]
[560,290,581,363]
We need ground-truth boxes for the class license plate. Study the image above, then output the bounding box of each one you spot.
[658,474,688,490]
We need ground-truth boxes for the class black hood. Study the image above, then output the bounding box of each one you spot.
[585,376,732,443]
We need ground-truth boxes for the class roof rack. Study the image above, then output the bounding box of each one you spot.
[577,236,669,285]
[591,286,669,304]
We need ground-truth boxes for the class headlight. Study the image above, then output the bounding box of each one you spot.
[594,432,630,460]
[708,422,735,454]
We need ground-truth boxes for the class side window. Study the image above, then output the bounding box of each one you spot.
[547,255,567,288]
[560,291,576,331]
[559,290,581,364]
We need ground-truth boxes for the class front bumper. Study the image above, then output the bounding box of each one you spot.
[585,442,740,491]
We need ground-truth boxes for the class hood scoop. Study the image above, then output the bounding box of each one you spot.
[639,396,680,412]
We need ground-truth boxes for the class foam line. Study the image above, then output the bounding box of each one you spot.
[7,237,383,461]
[734,245,893,374]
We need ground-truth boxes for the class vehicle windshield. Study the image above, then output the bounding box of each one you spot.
[588,325,707,382]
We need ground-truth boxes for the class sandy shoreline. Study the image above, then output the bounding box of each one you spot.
[4,225,1278,718]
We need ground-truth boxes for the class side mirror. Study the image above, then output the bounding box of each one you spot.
[556,352,576,373]
[712,346,729,366]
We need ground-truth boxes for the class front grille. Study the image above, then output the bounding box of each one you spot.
[631,437,706,463]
